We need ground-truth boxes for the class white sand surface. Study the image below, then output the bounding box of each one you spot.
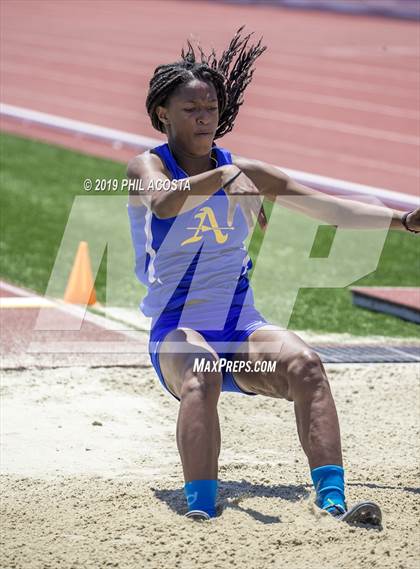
[1,360,419,569]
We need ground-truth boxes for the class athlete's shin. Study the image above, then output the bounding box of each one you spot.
[288,353,343,469]
[176,369,222,482]
[294,378,346,511]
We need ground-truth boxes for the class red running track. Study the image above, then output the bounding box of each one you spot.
[1,0,419,196]
[0,281,150,368]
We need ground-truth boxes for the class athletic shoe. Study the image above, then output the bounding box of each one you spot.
[185,509,211,521]
[326,501,382,528]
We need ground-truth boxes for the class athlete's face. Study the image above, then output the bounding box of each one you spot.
[156,79,219,155]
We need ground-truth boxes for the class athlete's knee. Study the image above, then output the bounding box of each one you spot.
[285,349,328,399]
[180,353,222,399]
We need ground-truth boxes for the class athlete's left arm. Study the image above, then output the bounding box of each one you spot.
[232,155,420,232]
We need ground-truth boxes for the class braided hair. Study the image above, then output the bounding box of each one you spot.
[146,26,267,140]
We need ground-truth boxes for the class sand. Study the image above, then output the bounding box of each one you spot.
[1,359,419,569]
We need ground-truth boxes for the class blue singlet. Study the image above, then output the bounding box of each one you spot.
[127,143,268,400]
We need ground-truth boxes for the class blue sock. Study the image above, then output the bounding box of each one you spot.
[311,465,346,512]
[184,479,218,518]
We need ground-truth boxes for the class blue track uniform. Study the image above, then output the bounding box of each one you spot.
[128,143,267,400]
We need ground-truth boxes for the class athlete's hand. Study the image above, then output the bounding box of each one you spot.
[222,168,267,232]
[405,208,420,233]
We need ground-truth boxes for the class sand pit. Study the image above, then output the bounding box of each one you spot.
[1,361,419,569]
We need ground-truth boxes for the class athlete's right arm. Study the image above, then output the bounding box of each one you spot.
[126,151,239,218]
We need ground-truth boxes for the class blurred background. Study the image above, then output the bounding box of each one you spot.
[1,0,419,336]
[2,0,419,189]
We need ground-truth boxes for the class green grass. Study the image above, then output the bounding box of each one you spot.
[1,131,419,338]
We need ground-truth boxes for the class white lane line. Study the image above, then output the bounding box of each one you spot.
[4,88,418,175]
[3,83,417,147]
[0,280,145,341]
[4,29,419,83]
[0,281,37,298]
[323,45,420,58]
[3,62,418,120]
[2,30,177,69]
[2,86,141,121]
[232,132,420,179]
[4,99,417,179]
[3,42,419,99]
[1,63,141,98]
[0,297,55,308]
[1,43,164,80]
[258,51,420,82]
[0,102,159,148]
[256,67,417,98]
[242,106,420,145]
[250,84,419,120]
[1,103,418,210]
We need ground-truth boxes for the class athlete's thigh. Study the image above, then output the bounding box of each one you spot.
[231,325,314,399]
[159,327,220,399]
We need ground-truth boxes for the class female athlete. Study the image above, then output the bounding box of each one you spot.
[127,28,420,525]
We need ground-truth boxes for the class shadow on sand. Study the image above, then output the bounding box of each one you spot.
[152,478,419,522]
[153,479,310,523]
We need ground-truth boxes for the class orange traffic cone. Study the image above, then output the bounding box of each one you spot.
[64,241,97,305]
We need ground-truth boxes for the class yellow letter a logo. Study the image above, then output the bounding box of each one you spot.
[181,206,231,246]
